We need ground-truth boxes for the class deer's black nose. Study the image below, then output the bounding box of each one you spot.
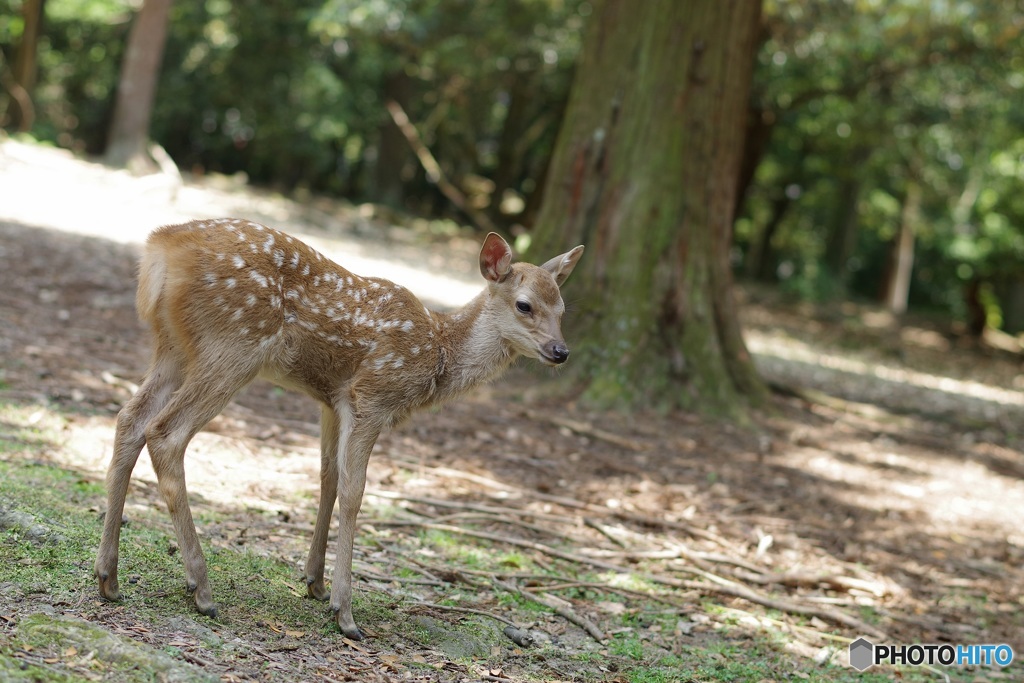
[547,342,570,364]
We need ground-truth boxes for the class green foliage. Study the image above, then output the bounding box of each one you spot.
[1,0,131,149]
[1,0,584,217]
[740,0,1024,329]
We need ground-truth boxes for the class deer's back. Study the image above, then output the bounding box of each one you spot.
[140,220,442,409]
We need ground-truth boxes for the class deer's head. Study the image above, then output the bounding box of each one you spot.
[478,233,584,367]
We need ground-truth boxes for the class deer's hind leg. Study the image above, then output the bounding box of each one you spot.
[142,357,259,618]
[304,402,342,601]
[96,347,184,602]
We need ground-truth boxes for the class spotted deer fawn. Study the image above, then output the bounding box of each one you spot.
[94,219,584,639]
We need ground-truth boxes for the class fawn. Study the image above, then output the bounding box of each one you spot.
[94,218,584,639]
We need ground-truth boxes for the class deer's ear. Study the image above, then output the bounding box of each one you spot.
[540,245,585,287]
[479,233,513,283]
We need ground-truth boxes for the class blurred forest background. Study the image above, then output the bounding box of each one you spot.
[2,0,1023,345]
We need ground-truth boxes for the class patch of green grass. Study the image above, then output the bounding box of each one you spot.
[0,443,400,642]
[495,550,533,570]
[419,528,490,568]
[608,632,645,661]
[0,462,100,595]
[494,593,549,614]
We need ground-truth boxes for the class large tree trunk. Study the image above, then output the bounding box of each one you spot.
[530,0,767,415]
[105,0,173,171]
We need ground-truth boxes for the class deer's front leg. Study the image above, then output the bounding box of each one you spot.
[304,403,342,601]
[329,417,380,640]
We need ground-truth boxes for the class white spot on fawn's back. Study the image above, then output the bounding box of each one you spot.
[249,271,269,287]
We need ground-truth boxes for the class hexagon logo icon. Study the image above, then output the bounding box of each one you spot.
[849,637,874,671]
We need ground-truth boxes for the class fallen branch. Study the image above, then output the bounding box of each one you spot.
[399,522,888,639]
[665,573,889,640]
[385,99,497,234]
[734,570,895,597]
[365,489,574,524]
[608,509,735,547]
[493,579,605,643]
[377,461,736,547]
[374,512,585,545]
[583,518,628,548]
[428,512,585,544]
[525,581,690,610]
[354,567,444,587]
[523,409,648,451]
[409,601,519,629]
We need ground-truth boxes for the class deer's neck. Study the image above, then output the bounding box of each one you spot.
[430,290,516,401]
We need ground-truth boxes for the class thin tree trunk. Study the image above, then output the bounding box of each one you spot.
[530,0,767,415]
[884,181,920,315]
[372,71,414,207]
[105,0,173,171]
[490,70,535,223]
[823,175,862,283]
[734,105,774,220]
[748,191,791,281]
[8,0,44,131]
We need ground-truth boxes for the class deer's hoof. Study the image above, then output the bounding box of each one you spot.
[98,584,122,602]
[194,599,218,619]
[333,607,364,640]
[187,582,218,618]
[305,577,330,601]
[96,571,121,602]
[341,625,364,641]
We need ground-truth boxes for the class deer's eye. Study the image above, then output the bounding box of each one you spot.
[516,301,532,314]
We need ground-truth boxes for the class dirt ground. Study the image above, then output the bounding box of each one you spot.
[1,139,1023,682]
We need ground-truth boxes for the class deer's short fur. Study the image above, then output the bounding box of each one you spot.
[94,219,584,638]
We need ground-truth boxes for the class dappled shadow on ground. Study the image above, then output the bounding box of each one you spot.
[2,220,1023,681]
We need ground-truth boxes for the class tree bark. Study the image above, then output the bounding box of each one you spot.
[529,0,767,415]
[105,0,173,171]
